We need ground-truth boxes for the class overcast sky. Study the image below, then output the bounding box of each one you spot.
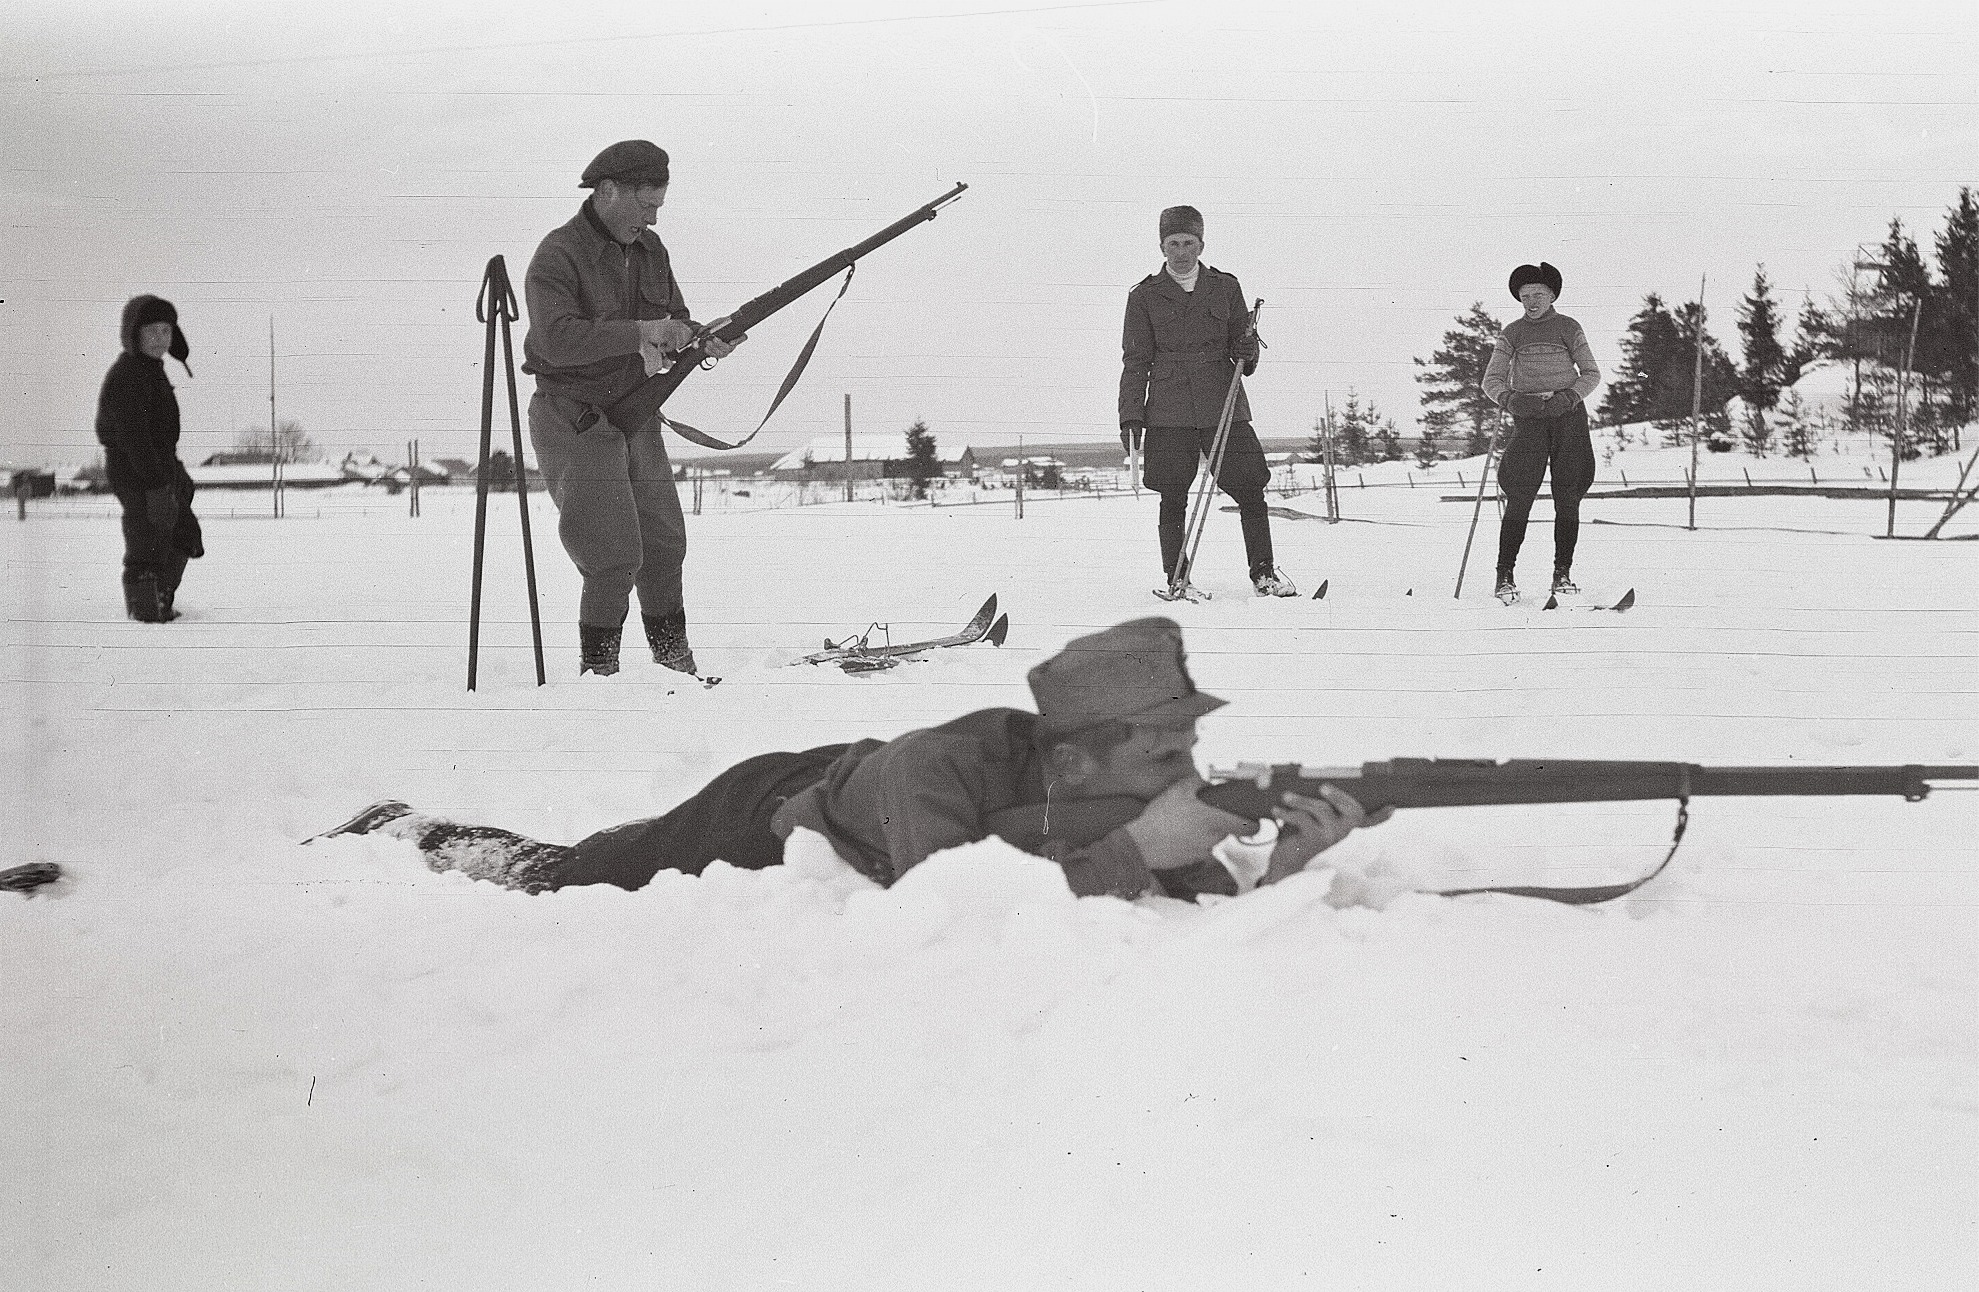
[5,0,1973,469]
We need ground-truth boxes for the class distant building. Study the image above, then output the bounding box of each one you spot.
[768,434,976,481]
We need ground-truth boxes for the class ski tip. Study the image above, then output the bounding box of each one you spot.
[988,614,1009,647]
[1405,588,1413,596]
[1612,588,1637,611]
[1542,594,1559,611]
[0,861,63,896]
[1312,579,1328,600]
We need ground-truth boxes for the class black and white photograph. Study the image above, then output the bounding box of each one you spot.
[4,1,1975,1287]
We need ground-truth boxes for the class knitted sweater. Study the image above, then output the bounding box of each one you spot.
[1481,310,1601,407]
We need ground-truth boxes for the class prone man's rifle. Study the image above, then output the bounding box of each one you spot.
[604,183,969,440]
[995,760,1976,905]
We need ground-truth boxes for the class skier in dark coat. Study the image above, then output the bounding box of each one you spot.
[1119,206,1295,598]
[1479,262,1602,602]
[95,295,203,622]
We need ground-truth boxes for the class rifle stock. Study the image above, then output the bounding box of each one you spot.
[990,760,1976,857]
[605,183,968,432]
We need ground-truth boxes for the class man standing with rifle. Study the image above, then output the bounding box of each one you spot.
[521,140,743,678]
[1119,206,1295,599]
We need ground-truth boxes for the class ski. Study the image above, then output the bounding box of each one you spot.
[1544,588,1635,613]
[800,595,1007,667]
[1310,579,1329,601]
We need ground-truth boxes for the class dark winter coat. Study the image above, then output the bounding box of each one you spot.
[770,707,1238,901]
[1119,265,1257,430]
[96,297,186,493]
[96,296,202,560]
[520,201,693,409]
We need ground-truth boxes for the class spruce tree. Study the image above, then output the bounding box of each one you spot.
[1932,186,1978,430]
[1602,294,1736,435]
[903,419,939,500]
[1414,422,1441,469]
[1786,294,1833,387]
[1372,418,1402,463]
[1737,266,1787,413]
[1334,391,1372,466]
[1780,389,1816,459]
[1412,303,1503,459]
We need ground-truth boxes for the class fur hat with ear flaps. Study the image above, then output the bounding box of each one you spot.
[121,295,191,373]
[1508,262,1563,301]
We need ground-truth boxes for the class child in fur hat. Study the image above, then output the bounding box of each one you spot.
[95,295,203,622]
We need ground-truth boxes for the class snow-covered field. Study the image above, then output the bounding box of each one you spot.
[4,437,1975,1290]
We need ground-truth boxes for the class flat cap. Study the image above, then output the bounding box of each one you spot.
[580,140,671,189]
[1028,617,1226,735]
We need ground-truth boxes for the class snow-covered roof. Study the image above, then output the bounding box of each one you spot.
[185,462,348,486]
[769,434,969,472]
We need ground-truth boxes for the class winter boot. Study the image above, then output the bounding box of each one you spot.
[123,573,165,622]
[1550,567,1580,595]
[307,800,412,843]
[1251,566,1299,598]
[578,623,623,677]
[643,612,698,675]
[1494,569,1519,605]
[158,553,187,621]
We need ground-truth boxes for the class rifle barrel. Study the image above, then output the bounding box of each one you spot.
[604,183,967,432]
[1199,760,1977,824]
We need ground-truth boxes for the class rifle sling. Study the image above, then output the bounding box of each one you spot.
[650,263,859,452]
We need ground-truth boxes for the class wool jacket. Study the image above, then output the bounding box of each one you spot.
[771,707,1237,901]
[1119,265,1257,429]
[520,202,694,410]
[95,318,183,494]
[1481,310,1602,408]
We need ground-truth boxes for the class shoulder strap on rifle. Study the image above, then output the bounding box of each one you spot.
[658,264,860,452]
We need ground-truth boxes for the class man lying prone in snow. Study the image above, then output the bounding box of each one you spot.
[313,617,1387,900]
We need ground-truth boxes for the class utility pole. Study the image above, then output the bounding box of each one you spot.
[269,316,283,518]
[1686,275,1706,532]
[843,393,854,503]
[1887,296,1923,538]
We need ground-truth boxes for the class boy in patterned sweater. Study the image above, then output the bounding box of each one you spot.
[1479,262,1602,602]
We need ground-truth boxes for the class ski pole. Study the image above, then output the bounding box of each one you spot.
[1453,414,1502,598]
[468,255,547,690]
[1130,429,1141,499]
[1170,300,1263,594]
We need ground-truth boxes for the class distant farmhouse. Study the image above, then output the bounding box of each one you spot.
[188,450,457,491]
[768,434,976,482]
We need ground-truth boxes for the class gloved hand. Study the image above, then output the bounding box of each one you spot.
[1542,390,1580,414]
[1119,422,1145,452]
[145,485,178,531]
[1258,784,1395,887]
[1507,392,1551,418]
[1120,774,1252,871]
